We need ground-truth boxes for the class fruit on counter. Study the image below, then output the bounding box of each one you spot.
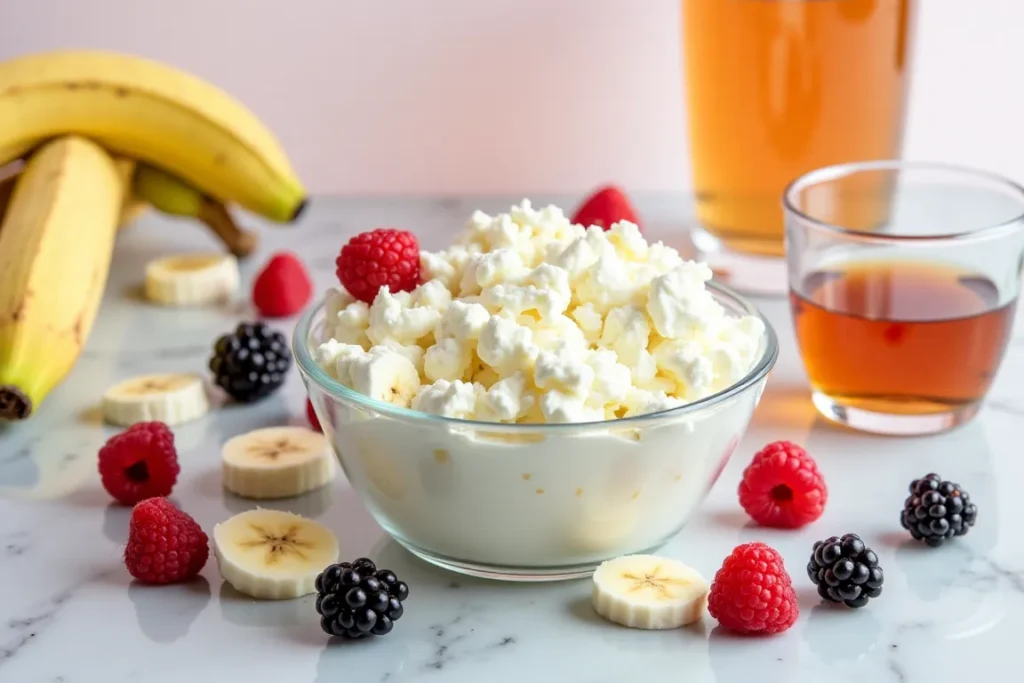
[252,251,313,317]
[143,252,240,307]
[212,509,340,599]
[336,228,421,304]
[101,372,210,427]
[807,534,883,608]
[132,164,258,258]
[901,473,977,547]
[0,50,307,223]
[0,136,132,420]
[707,542,799,635]
[209,321,291,403]
[98,421,180,505]
[738,441,828,529]
[591,554,709,629]
[315,557,409,638]
[221,426,336,499]
[125,497,209,584]
[570,185,641,231]
[306,398,323,432]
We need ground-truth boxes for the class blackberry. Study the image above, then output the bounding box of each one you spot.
[315,557,409,639]
[807,534,883,608]
[209,322,290,403]
[901,473,977,547]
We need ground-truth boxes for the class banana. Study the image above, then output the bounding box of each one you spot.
[212,509,340,600]
[351,349,422,407]
[591,554,709,630]
[1,163,144,230]
[0,136,130,420]
[221,426,336,499]
[144,252,239,306]
[0,50,306,222]
[101,372,209,427]
[133,164,257,258]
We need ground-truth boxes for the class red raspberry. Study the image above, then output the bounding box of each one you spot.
[98,422,180,505]
[124,497,209,584]
[336,229,421,304]
[253,251,313,317]
[306,398,322,432]
[570,185,641,231]
[708,542,799,635]
[738,440,827,529]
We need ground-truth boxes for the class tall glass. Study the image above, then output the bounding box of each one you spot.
[682,0,917,294]
[784,161,1024,436]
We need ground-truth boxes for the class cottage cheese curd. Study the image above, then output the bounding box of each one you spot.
[314,200,765,424]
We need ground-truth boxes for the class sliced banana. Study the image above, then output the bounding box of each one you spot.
[221,426,336,499]
[101,373,209,426]
[592,554,709,630]
[349,350,421,408]
[212,509,340,600]
[144,252,239,306]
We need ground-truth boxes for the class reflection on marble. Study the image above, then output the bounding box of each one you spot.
[0,197,1022,682]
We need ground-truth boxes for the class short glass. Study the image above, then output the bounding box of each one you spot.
[784,160,1024,435]
[682,0,918,295]
[295,284,778,581]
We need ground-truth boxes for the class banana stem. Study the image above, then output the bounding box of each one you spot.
[0,386,32,420]
[196,200,258,258]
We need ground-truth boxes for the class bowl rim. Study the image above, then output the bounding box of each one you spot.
[292,280,779,432]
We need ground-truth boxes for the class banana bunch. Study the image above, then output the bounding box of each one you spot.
[0,49,308,420]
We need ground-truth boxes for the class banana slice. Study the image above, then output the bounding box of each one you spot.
[221,426,336,499]
[212,509,340,600]
[101,373,209,426]
[143,252,239,306]
[592,554,709,629]
[349,349,421,408]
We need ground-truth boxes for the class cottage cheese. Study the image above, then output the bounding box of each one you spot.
[314,200,765,424]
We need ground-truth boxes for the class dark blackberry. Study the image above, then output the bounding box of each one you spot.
[807,533,883,608]
[209,322,291,403]
[315,558,409,639]
[901,473,977,547]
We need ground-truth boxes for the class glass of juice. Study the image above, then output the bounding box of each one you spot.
[784,160,1024,435]
[682,0,917,295]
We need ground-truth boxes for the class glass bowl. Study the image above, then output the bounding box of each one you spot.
[293,282,779,581]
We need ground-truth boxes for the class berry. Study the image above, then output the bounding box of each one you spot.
[124,497,209,584]
[570,185,641,231]
[209,321,291,403]
[252,251,313,318]
[98,422,180,505]
[315,557,409,639]
[738,440,827,529]
[808,533,883,608]
[336,229,420,304]
[306,398,322,432]
[901,473,977,547]
[708,542,799,635]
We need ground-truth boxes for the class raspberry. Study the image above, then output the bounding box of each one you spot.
[252,251,313,318]
[336,229,421,304]
[570,185,641,231]
[708,542,799,635]
[124,497,209,584]
[306,398,322,432]
[98,422,180,505]
[738,440,827,529]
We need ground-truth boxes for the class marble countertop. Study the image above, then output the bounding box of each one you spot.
[1,196,1022,683]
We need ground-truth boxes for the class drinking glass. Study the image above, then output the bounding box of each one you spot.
[784,160,1024,435]
[682,0,918,295]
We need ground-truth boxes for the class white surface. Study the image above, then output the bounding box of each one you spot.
[0,196,1021,681]
[2,0,1021,195]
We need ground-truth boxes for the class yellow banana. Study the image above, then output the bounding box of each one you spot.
[0,136,130,420]
[0,50,306,223]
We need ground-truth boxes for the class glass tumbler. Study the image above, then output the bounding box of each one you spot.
[682,0,917,295]
[784,161,1024,435]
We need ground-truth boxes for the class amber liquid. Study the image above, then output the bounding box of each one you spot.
[683,0,916,256]
[791,262,1017,414]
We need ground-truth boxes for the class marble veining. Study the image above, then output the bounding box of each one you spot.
[0,195,1022,682]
